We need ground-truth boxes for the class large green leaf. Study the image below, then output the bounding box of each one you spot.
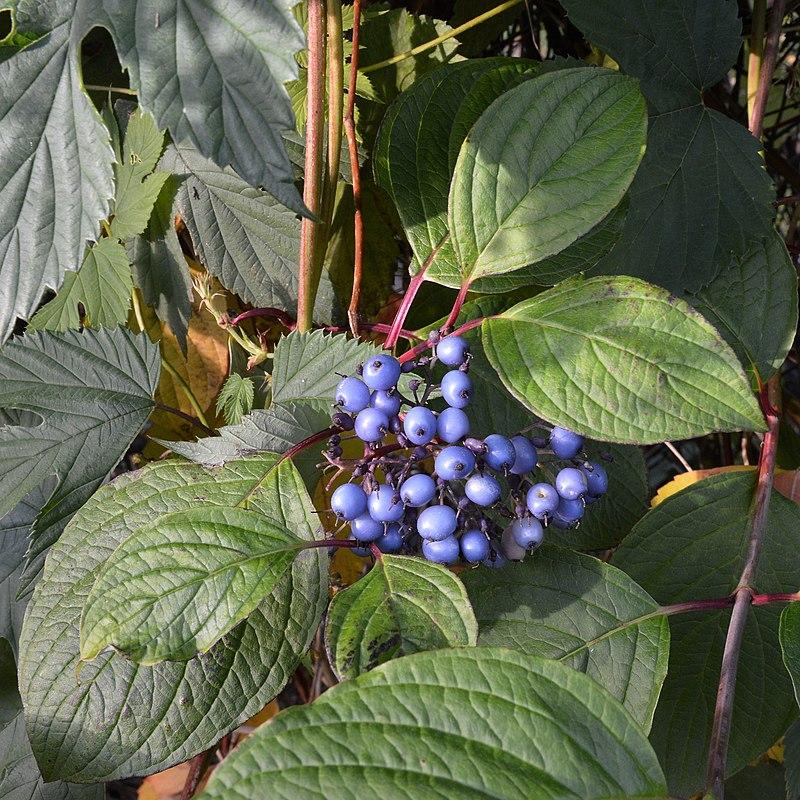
[18,456,328,782]
[270,330,380,412]
[0,328,160,589]
[449,68,646,284]
[781,602,800,709]
[0,483,53,657]
[560,0,740,113]
[199,648,667,799]
[614,471,800,796]
[0,2,114,342]
[691,232,798,381]
[162,402,330,487]
[374,58,535,279]
[101,0,306,211]
[81,507,305,664]
[325,555,477,680]
[463,547,668,730]
[165,144,305,309]
[482,276,765,443]
[27,238,132,331]
[560,0,777,307]
[0,639,103,800]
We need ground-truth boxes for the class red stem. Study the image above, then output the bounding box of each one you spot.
[398,315,489,364]
[228,307,295,328]
[444,281,472,330]
[385,235,450,349]
[279,427,336,464]
[320,322,422,340]
[345,0,364,336]
[302,538,363,550]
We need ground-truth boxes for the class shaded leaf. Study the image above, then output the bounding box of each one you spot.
[786,720,800,800]
[482,276,765,443]
[0,639,104,800]
[28,238,132,331]
[18,456,328,781]
[463,546,668,729]
[200,648,667,800]
[781,602,800,709]
[0,4,114,342]
[614,471,800,796]
[450,68,646,284]
[102,0,306,210]
[81,506,305,664]
[325,554,477,680]
[0,328,160,588]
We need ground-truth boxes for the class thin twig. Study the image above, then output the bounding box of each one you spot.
[84,84,137,95]
[705,384,781,798]
[159,357,212,429]
[179,747,215,800]
[664,441,692,472]
[444,281,472,330]
[749,0,786,140]
[296,0,327,332]
[228,307,295,328]
[345,0,364,335]
[360,0,524,74]
[774,193,800,206]
[385,235,450,349]
[154,402,216,436]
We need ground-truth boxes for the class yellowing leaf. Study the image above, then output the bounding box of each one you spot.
[651,467,754,507]
[138,763,191,800]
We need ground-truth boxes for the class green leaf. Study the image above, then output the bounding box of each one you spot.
[374,59,535,279]
[102,0,306,211]
[119,106,165,180]
[725,760,787,800]
[127,171,192,352]
[0,328,160,588]
[781,602,800,709]
[0,639,103,800]
[598,105,775,294]
[161,402,330,488]
[560,0,741,113]
[217,374,255,425]
[613,471,800,796]
[0,482,53,657]
[359,6,461,105]
[199,647,667,799]
[325,555,477,680]
[463,546,668,729]
[81,506,305,664]
[18,455,328,781]
[0,6,114,342]
[109,169,169,240]
[27,238,133,331]
[482,276,765,443]
[449,68,646,284]
[270,330,380,411]
[786,720,800,800]
[691,232,798,381]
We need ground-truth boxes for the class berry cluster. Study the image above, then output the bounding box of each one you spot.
[327,334,609,567]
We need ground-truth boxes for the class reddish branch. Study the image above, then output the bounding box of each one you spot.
[398,314,489,363]
[345,0,364,336]
[228,307,295,328]
[444,280,472,330]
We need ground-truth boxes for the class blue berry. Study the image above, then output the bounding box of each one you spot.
[330,483,367,520]
[367,484,404,523]
[460,529,490,563]
[483,551,508,569]
[399,473,436,507]
[437,407,470,443]
[350,513,383,542]
[549,427,584,459]
[464,474,501,506]
[371,389,401,416]
[581,462,609,496]
[441,370,473,408]
[335,376,370,413]
[483,434,516,471]
[500,525,527,560]
[417,505,457,541]
[403,406,437,445]
[510,517,544,551]
[436,335,469,367]
[435,446,475,480]
[557,497,585,523]
[555,467,588,500]
[510,435,538,474]
[422,535,460,564]
[526,483,559,518]
[362,354,401,391]
[354,407,389,442]
[377,524,404,553]
[551,510,575,529]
